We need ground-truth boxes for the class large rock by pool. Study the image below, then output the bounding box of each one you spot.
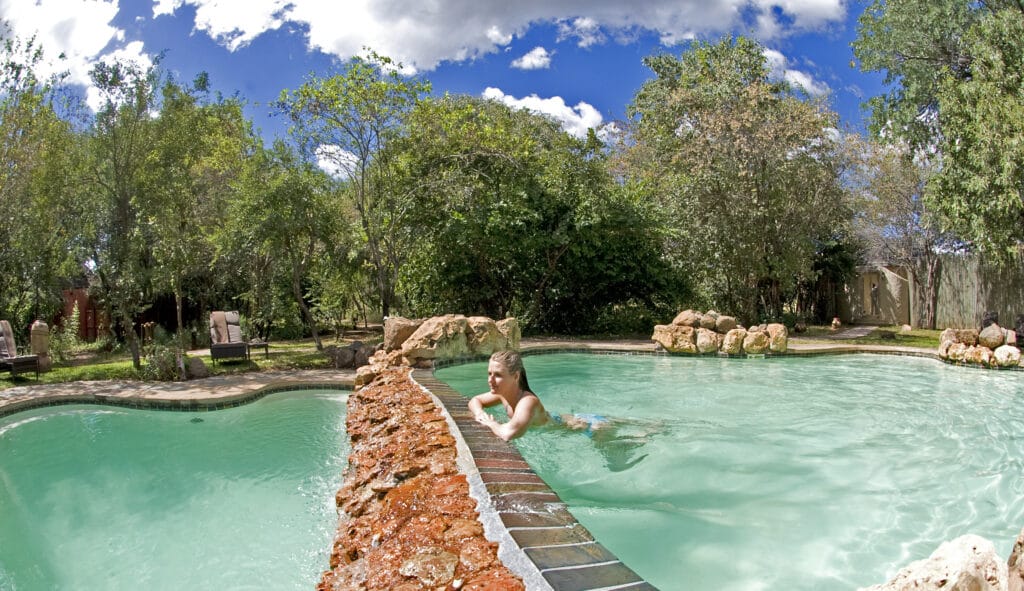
[652,309,787,356]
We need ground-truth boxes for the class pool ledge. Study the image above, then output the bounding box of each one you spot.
[0,369,356,419]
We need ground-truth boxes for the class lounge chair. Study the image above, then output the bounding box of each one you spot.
[209,311,249,364]
[0,320,39,378]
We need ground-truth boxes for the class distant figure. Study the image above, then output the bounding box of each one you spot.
[870,282,880,316]
[831,317,842,331]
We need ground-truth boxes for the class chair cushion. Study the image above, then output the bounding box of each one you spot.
[209,311,228,344]
[0,320,14,359]
[227,324,243,343]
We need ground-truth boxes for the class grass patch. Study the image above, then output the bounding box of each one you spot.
[0,340,346,391]
[795,325,941,348]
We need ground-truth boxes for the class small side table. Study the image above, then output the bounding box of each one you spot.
[248,341,270,360]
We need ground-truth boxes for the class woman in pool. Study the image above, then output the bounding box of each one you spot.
[469,350,610,441]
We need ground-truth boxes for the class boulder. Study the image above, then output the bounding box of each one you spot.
[696,328,721,354]
[700,311,719,330]
[1006,330,1017,346]
[858,534,1007,591]
[743,330,770,354]
[466,316,504,356]
[940,328,958,347]
[652,324,698,354]
[955,329,980,347]
[401,314,469,362]
[766,323,788,353]
[965,345,994,366]
[994,345,1022,368]
[716,315,738,333]
[900,324,913,333]
[384,316,422,351]
[496,318,521,351]
[947,342,969,362]
[323,345,356,368]
[1010,529,1024,591]
[938,340,953,359]
[672,309,703,328]
[187,357,209,379]
[979,323,1006,350]
[721,328,747,355]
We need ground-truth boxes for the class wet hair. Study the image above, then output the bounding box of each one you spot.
[490,350,532,393]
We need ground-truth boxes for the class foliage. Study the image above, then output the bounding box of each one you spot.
[854,1,1024,258]
[623,36,849,322]
[140,343,187,381]
[395,94,681,332]
[48,302,82,363]
[930,8,1024,257]
[278,51,430,317]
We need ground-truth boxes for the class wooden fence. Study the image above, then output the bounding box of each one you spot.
[934,254,1024,329]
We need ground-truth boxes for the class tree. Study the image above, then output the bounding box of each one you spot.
[854,1,1024,257]
[624,36,849,322]
[846,136,958,328]
[396,94,678,332]
[0,28,74,329]
[224,141,338,349]
[278,51,429,317]
[143,75,255,343]
[930,8,1024,256]
[81,59,161,368]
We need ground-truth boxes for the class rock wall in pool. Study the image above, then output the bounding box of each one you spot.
[317,367,524,591]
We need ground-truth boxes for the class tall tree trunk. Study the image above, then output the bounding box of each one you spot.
[291,264,321,350]
[924,256,941,330]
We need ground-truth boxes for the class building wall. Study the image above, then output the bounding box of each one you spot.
[841,265,911,326]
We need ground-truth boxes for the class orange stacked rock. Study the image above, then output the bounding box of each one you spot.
[318,368,524,591]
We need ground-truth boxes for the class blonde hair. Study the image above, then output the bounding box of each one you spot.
[490,350,532,393]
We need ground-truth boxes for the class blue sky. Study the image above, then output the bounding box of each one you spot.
[1,0,885,143]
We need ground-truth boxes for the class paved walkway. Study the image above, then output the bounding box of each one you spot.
[0,337,937,418]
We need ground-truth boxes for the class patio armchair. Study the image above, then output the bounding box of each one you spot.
[209,311,249,364]
[0,320,39,378]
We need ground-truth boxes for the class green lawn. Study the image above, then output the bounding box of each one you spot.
[794,325,941,349]
[0,335,378,391]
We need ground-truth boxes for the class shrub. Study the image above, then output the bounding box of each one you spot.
[141,344,187,381]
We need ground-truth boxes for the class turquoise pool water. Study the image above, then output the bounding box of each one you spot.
[436,354,1024,590]
[0,390,348,591]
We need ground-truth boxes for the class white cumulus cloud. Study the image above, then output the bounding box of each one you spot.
[315,144,359,179]
[511,46,552,70]
[482,87,603,139]
[150,0,848,71]
[763,48,830,96]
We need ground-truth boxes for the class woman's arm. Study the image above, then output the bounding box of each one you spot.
[476,396,540,442]
[468,392,502,421]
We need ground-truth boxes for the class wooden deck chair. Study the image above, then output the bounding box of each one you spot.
[209,311,248,363]
[0,320,39,378]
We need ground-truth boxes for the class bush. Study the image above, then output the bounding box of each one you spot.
[141,344,187,381]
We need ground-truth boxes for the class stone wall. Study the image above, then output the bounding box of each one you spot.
[318,368,524,590]
[652,309,788,355]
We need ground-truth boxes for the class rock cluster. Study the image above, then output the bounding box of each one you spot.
[324,341,378,369]
[861,530,1024,591]
[318,368,524,591]
[651,309,788,355]
[938,324,1022,368]
[357,315,520,387]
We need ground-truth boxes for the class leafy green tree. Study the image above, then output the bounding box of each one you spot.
[854,1,1024,257]
[396,94,678,332]
[930,8,1024,256]
[278,51,429,317]
[143,74,255,342]
[624,36,849,321]
[845,135,958,328]
[223,141,338,349]
[81,59,161,367]
[0,29,75,329]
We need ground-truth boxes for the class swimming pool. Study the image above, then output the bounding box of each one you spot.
[0,389,348,590]
[435,353,1024,590]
